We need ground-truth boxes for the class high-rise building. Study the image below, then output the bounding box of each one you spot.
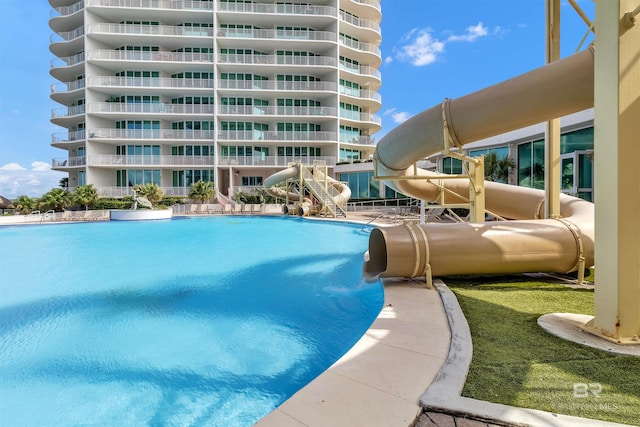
[49,0,382,199]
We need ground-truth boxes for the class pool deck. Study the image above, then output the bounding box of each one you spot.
[256,277,450,427]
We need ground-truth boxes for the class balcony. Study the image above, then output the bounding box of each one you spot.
[88,49,214,64]
[50,51,85,68]
[339,136,376,145]
[338,61,382,81]
[339,10,381,34]
[87,102,215,116]
[219,156,336,167]
[218,54,336,67]
[218,2,336,16]
[85,0,213,12]
[218,130,337,142]
[218,80,336,92]
[87,155,216,167]
[217,28,335,43]
[339,87,382,104]
[52,105,86,119]
[339,37,381,57]
[340,112,382,125]
[86,129,216,141]
[50,0,84,18]
[87,23,214,38]
[88,76,214,90]
[218,105,336,117]
[52,157,86,168]
[95,186,189,198]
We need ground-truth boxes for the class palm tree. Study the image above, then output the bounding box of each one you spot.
[59,177,69,189]
[484,152,515,184]
[14,195,36,214]
[133,183,164,207]
[39,188,72,212]
[73,184,99,210]
[188,180,216,204]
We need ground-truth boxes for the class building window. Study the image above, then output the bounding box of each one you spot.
[441,157,463,174]
[338,171,379,199]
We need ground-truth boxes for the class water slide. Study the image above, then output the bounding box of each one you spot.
[363,46,595,282]
[264,163,351,215]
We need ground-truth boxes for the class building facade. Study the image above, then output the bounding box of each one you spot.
[49,0,382,199]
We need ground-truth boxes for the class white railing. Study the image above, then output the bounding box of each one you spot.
[218,130,336,142]
[339,87,382,103]
[87,129,216,140]
[96,186,189,198]
[89,76,213,89]
[218,2,336,16]
[52,105,86,119]
[338,62,382,80]
[51,26,85,43]
[219,156,336,167]
[88,23,214,37]
[88,49,213,63]
[86,155,215,166]
[52,130,86,143]
[86,103,215,115]
[51,52,85,68]
[51,79,86,94]
[86,0,213,11]
[217,28,335,42]
[339,37,381,57]
[51,0,84,17]
[339,11,381,33]
[52,157,86,168]
[218,105,336,117]
[350,0,381,12]
[218,54,336,67]
[218,80,336,92]
[340,112,382,124]
[340,136,376,145]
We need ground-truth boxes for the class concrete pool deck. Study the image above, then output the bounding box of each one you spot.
[256,277,450,426]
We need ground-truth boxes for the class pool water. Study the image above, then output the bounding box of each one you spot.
[0,216,383,426]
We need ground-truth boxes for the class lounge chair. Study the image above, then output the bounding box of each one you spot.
[189,204,199,215]
[223,204,233,214]
[209,204,223,214]
[233,204,243,214]
[251,204,262,214]
[198,204,208,214]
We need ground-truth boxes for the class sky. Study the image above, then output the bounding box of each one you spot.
[0,0,595,198]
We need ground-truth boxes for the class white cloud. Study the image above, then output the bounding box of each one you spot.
[384,108,411,124]
[0,161,66,199]
[447,22,488,42]
[384,56,393,65]
[394,22,492,67]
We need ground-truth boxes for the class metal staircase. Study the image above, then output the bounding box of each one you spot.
[300,163,348,218]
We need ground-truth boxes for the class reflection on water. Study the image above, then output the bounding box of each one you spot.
[0,217,383,426]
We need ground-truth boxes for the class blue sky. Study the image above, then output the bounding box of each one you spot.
[0,0,594,198]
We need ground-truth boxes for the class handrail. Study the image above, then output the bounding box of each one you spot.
[361,208,397,231]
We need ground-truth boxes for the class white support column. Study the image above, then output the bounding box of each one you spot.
[545,0,561,219]
[588,0,640,344]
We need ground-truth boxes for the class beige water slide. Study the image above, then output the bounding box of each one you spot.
[363,46,595,283]
[264,163,351,214]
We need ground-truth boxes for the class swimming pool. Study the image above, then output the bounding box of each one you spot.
[0,216,383,426]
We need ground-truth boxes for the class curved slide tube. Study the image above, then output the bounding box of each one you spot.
[264,163,351,215]
[364,47,595,282]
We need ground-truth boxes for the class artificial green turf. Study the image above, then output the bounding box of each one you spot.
[445,276,640,425]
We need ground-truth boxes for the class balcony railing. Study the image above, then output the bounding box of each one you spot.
[87,129,216,140]
[339,112,382,124]
[218,80,336,92]
[219,156,336,167]
[339,10,381,33]
[51,52,85,68]
[51,79,86,94]
[218,54,336,67]
[51,0,84,17]
[351,0,381,12]
[86,0,213,12]
[339,87,382,103]
[339,37,381,57]
[96,186,189,198]
[51,26,85,43]
[218,2,336,16]
[86,155,216,166]
[218,105,336,117]
[218,131,336,142]
[88,23,214,38]
[52,105,86,119]
[87,102,215,115]
[52,157,86,168]
[53,130,86,143]
[217,28,335,42]
[338,61,381,80]
[340,136,376,145]
[88,76,214,90]
[88,49,213,63]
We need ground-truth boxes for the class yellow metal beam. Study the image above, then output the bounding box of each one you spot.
[545,0,561,219]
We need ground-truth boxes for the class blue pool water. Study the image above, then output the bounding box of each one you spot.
[0,216,383,426]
